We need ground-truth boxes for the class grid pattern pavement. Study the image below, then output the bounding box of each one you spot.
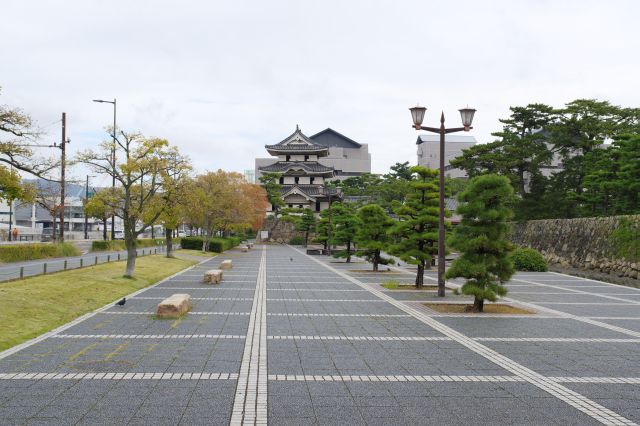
[0,244,639,425]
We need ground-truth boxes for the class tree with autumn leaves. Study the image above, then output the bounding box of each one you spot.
[183,170,267,252]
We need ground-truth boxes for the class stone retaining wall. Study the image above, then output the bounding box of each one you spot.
[510,215,640,281]
[260,217,313,244]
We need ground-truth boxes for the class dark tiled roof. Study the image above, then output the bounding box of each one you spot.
[265,143,327,151]
[309,128,362,148]
[259,162,334,173]
[280,185,341,198]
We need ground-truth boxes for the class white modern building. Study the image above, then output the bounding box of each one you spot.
[255,127,371,183]
[416,134,477,178]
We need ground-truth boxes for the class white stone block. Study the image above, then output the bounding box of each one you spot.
[203,269,223,284]
[220,260,233,270]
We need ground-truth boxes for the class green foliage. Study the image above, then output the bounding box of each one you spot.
[611,218,640,261]
[509,247,548,271]
[355,204,393,271]
[331,203,360,262]
[0,243,79,263]
[446,174,515,312]
[338,169,411,212]
[91,239,165,252]
[179,236,240,252]
[259,172,284,216]
[388,166,442,287]
[295,209,316,247]
[450,99,640,220]
[289,236,305,245]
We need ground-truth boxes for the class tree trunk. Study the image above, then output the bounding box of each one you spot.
[304,231,309,247]
[124,231,137,278]
[102,216,108,241]
[473,296,484,313]
[346,241,351,263]
[416,262,424,288]
[373,249,379,272]
[165,228,174,258]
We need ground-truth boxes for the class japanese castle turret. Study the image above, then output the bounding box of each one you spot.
[259,126,341,212]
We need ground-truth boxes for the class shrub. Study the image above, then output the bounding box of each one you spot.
[509,247,548,272]
[91,238,166,252]
[289,236,305,245]
[0,243,80,263]
[179,236,240,252]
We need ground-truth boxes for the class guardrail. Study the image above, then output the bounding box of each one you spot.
[0,245,175,283]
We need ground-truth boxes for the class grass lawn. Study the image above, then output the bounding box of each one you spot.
[174,249,219,257]
[0,255,197,351]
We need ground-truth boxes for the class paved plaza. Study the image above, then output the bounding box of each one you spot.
[1,245,639,425]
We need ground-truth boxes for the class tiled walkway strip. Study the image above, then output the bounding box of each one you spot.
[296,247,636,426]
[231,245,268,425]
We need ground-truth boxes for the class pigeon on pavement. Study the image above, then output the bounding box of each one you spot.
[115,297,126,307]
[290,257,293,262]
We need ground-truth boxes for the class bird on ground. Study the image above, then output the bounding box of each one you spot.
[290,257,293,262]
[115,297,126,307]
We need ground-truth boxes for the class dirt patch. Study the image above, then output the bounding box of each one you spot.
[381,283,444,291]
[423,303,534,315]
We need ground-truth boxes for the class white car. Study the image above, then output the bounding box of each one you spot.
[113,230,125,240]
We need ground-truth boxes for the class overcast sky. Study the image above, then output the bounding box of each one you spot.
[2,0,639,186]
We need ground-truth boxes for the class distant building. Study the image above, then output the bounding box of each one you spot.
[256,127,371,183]
[243,169,255,183]
[416,134,477,179]
[256,126,341,212]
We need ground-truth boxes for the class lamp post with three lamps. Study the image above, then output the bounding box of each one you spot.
[409,105,476,297]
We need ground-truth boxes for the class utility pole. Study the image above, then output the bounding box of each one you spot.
[59,112,67,242]
[84,175,90,239]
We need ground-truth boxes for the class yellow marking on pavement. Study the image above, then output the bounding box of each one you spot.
[105,342,129,361]
[68,342,99,361]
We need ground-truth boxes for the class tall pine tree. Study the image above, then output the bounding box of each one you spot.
[446,174,515,312]
[355,204,393,271]
[388,166,440,288]
[331,202,360,263]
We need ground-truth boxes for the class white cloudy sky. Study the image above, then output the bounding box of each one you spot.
[2,0,639,185]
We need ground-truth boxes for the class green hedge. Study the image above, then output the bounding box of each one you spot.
[180,236,241,253]
[289,236,305,245]
[509,247,548,272]
[0,243,80,263]
[91,238,166,252]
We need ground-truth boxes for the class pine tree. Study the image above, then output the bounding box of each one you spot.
[296,208,316,247]
[355,204,393,271]
[445,174,515,312]
[331,202,360,263]
[388,166,440,288]
[315,208,333,251]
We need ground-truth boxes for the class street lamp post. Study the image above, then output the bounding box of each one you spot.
[92,98,117,240]
[84,175,95,239]
[409,105,476,297]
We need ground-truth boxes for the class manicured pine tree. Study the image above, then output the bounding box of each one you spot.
[388,166,440,288]
[445,174,515,312]
[315,208,332,251]
[331,202,360,263]
[296,208,317,247]
[355,204,393,271]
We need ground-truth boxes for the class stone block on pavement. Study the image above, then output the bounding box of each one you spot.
[156,294,192,318]
[203,269,223,284]
[220,260,233,269]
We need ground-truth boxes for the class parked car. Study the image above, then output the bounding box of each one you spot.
[178,231,186,238]
[40,228,60,242]
[113,230,125,240]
